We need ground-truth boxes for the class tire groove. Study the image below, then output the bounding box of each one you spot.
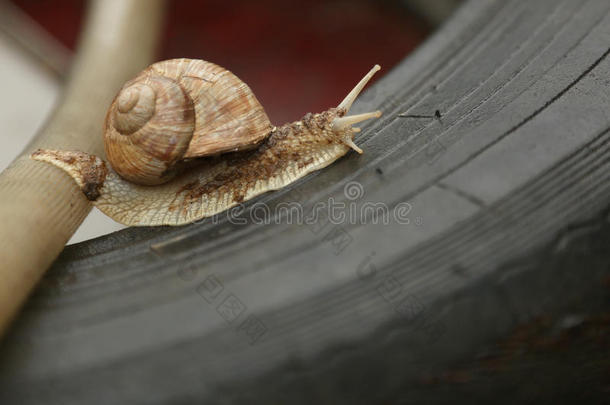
[382,130,610,285]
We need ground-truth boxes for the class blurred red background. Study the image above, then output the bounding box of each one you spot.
[12,0,429,123]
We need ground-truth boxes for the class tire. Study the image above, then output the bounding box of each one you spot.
[1,0,609,403]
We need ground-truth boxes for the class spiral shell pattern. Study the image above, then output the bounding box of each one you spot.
[104,59,273,185]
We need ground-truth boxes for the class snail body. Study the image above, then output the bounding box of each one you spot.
[31,60,381,226]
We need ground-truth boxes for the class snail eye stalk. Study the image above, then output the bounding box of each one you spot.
[332,65,383,154]
[336,64,381,112]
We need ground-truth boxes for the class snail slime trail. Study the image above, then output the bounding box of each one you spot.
[31,60,382,226]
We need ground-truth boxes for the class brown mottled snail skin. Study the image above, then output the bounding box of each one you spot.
[31,59,382,226]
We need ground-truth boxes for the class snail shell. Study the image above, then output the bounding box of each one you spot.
[104,58,273,185]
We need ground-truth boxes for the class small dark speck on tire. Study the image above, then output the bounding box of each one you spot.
[376,167,383,175]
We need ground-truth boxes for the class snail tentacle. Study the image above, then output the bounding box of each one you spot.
[336,64,380,112]
[331,64,382,153]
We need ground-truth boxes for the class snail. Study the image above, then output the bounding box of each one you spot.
[31,58,381,226]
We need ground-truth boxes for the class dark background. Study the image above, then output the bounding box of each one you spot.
[12,0,430,124]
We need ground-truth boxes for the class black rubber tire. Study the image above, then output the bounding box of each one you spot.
[2,0,610,403]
